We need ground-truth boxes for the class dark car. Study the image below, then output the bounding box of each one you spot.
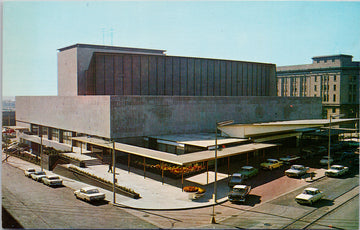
[228,185,251,203]
[228,173,244,188]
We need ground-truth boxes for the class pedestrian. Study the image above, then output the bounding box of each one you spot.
[108,162,113,173]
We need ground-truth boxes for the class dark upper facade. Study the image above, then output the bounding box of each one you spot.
[58,44,277,97]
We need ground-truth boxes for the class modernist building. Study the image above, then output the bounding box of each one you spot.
[277,55,359,120]
[16,44,322,156]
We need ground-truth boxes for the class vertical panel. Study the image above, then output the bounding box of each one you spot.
[253,64,258,95]
[237,63,243,96]
[207,60,214,96]
[261,65,266,96]
[172,57,180,95]
[187,58,195,95]
[194,59,202,96]
[140,56,149,95]
[114,55,124,95]
[148,56,157,95]
[165,57,173,95]
[123,55,132,95]
[214,60,220,96]
[226,62,232,96]
[201,60,208,96]
[95,54,105,95]
[132,55,141,95]
[247,63,253,95]
[220,61,226,96]
[180,57,188,95]
[105,55,114,95]
[157,56,165,95]
[242,63,248,96]
[231,62,237,96]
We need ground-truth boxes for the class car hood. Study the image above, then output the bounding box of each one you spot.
[296,194,313,200]
[325,169,339,173]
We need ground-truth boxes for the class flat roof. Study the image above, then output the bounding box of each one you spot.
[72,136,278,166]
[58,43,166,54]
[149,133,248,148]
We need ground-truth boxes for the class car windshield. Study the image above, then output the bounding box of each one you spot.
[234,188,246,193]
[304,190,315,195]
[331,166,341,170]
[49,176,60,179]
[28,169,36,172]
[86,189,100,194]
[36,171,45,175]
[267,160,276,163]
[291,166,302,170]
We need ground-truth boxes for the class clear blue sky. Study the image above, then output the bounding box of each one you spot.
[3,1,360,97]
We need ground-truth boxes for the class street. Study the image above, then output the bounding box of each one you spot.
[2,163,157,229]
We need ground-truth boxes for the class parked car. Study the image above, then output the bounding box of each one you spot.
[74,187,105,202]
[279,155,300,165]
[325,165,349,177]
[42,175,63,186]
[285,165,309,177]
[228,185,251,203]
[260,159,283,170]
[238,166,258,179]
[31,171,46,182]
[24,168,36,177]
[295,187,324,205]
[320,156,334,166]
[228,173,244,188]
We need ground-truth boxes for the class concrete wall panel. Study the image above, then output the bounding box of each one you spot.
[110,96,322,138]
[16,96,111,138]
[58,49,78,96]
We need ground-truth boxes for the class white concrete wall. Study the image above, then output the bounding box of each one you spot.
[16,96,111,138]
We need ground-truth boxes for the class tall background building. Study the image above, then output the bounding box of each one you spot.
[277,55,359,121]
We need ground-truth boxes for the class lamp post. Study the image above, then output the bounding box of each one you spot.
[112,140,116,204]
[211,120,233,224]
[328,114,344,169]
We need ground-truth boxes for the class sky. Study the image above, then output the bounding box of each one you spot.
[2,1,360,97]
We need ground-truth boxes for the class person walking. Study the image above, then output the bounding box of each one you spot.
[108,162,113,173]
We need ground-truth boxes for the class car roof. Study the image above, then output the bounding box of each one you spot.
[82,186,98,191]
[331,165,343,167]
[233,185,247,189]
[232,173,242,177]
[242,166,254,169]
[304,187,319,192]
[26,168,36,170]
[47,175,60,178]
[267,159,278,161]
[291,165,304,167]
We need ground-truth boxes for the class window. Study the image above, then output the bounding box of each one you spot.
[52,129,59,142]
[333,94,336,102]
[314,85,317,91]
[332,108,336,113]
[315,76,318,82]
[334,75,337,81]
[333,85,336,91]
[324,59,327,63]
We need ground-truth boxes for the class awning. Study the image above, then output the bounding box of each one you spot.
[72,136,278,166]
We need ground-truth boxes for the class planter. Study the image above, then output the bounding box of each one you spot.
[183,186,206,200]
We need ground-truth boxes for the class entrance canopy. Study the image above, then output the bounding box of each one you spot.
[72,136,278,166]
[218,119,358,138]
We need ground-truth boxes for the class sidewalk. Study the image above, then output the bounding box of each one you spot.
[2,155,326,210]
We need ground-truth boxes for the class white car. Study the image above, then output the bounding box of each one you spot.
[285,165,309,177]
[24,168,36,177]
[31,171,46,182]
[74,187,105,202]
[295,187,324,205]
[42,175,63,186]
[325,165,349,177]
[320,156,334,165]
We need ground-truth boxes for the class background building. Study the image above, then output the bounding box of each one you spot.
[277,55,359,120]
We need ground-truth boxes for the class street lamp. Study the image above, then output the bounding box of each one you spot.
[328,114,344,169]
[211,120,234,224]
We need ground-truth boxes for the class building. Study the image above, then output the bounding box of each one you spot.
[16,44,322,162]
[277,55,359,120]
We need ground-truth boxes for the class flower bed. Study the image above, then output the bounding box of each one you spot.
[183,186,206,200]
[132,161,206,179]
